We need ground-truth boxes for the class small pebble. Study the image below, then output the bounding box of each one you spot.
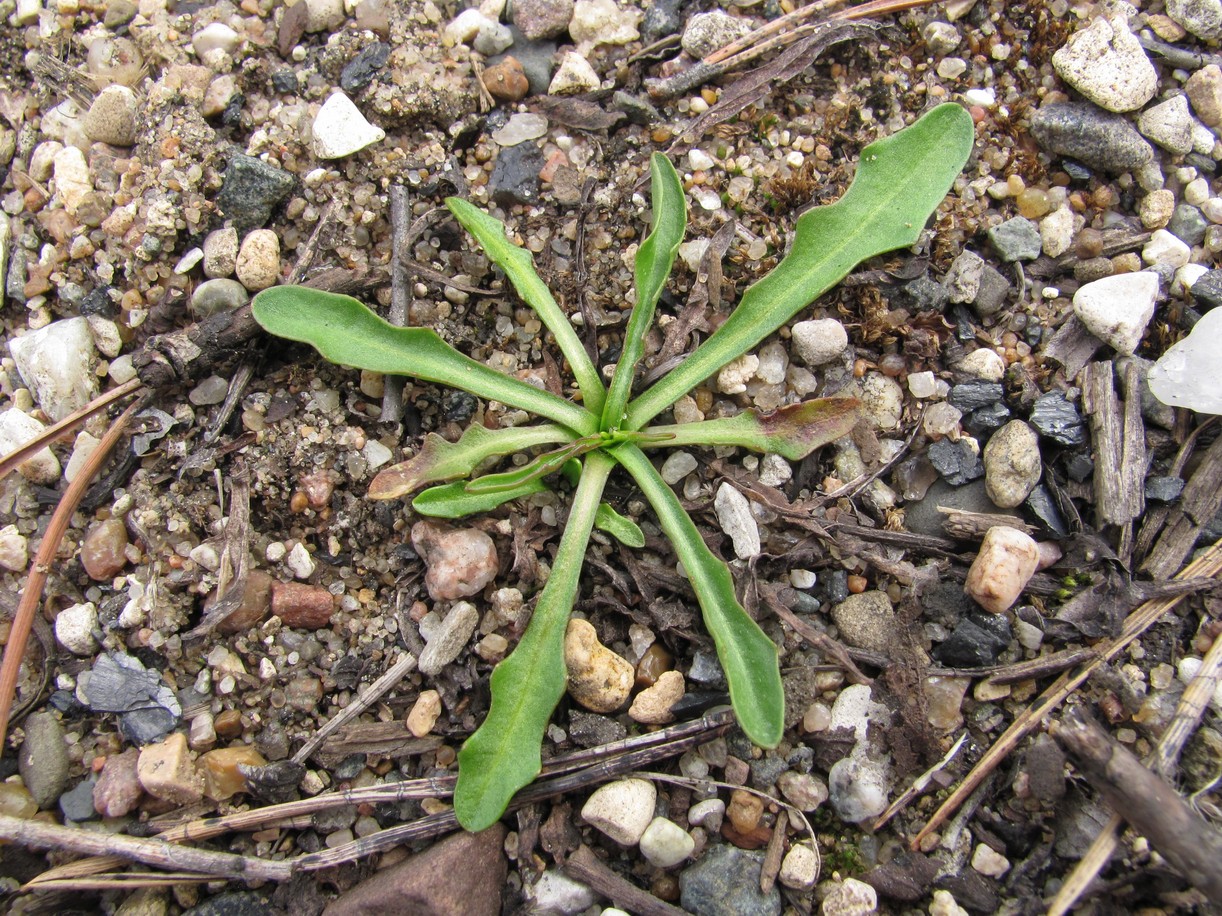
[581,778,656,845]
[137,732,204,805]
[80,518,128,580]
[714,482,760,559]
[565,618,634,712]
[406,689,442,737]
[411,521,499,600]
[271,581,334,628]
[93,747,143,817]
[549,51,600,95]
[311,92,385,159]
[56,602,99,655]
[1051,13,1156,112]
[791,319,848,366]
[235,229,281,291]
[821,877,878,915]
[779,843,820,891]
[964,526,1040,614]
[982,420,1041,509]
[629,670,684,724]
[971,843,1010,878]
[417,601,480,676]
[83,85,139,146]
[1073,271,1158,355]
[639,816,695,868]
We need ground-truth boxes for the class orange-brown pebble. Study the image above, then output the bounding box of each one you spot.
[81,518,129,580]
[846,574,868,594]
[435,745,457,767]
[481,56,530,102]
[290,491,309,513]
[1015,188,1051,219]
[635,642,673,687]
[299,471,336,510]
[200,746,267,800]
[652,874,681,901]
[271,581,335,628]
[652,127,673,144]
[214,709,243,738]
[726,788,764,833]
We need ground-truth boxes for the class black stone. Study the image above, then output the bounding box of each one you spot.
[948,380,1004,412]
[568,711,627,748]
[640,0,683,42]
[669,690,730,718]
[332,753,367,781]
[119,707,178,745]
[1026,484,1068,537]
[823,568,849,604]
[1145,475,1185,503]
[920,580,977,629]
[934,610,1012,667]
[80,285,116,318]
[48,689,84,714]
[1168,203,1208,247]
[217,154,296,231]
[1029,392,1086,446]
[897,275,949,312]
[1190,268,1222,310]
[59,778,99,822]
[490,143,544,206]
[442,389,477,422]
[340,42,391,93]
[963,401,1011,436]
[1066,452,1094,482]
[1063,160,1093,182]
[927,438,984,486]
[220,92,245,128]
[242,760,305,804]
[270,69,299,93]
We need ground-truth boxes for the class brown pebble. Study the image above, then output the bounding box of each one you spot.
[214,709,243,738]
[1075,227,1104,259]
[652,874,681,901]
[726,788,764,833]
[635,642,673,687]
[199,745,267,800]
[299,470,337,509]
[215,569,274,635]
[271,580,335,628]
[721,820,773,850]
[481,56,529,102]
[93,747,143,817]
[81,518,129,580]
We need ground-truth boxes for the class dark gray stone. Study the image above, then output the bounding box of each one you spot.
[217,154,295,231]
[340,42,391,93]
[80,285,116,318]
[680,846,781,916]
[1029,102,1154,174]
[898,275,950,312]
[1168,203,1209,246]
[119,707,178,745]
[270,69,299,93]
[749,754,789,789]
[1026,484,1068,537]
[688,648,726,687]
[963,402,1011,436]
[568,711,627,747]
[612,91,661,125]
[1191,268,1222,310]
[1029,392,1086,446]
[988,216,1042,262]
[490,142,544,206]
[903,479,998,537]
[1066,453,1094,482]
[492,27,555,95]
[183,892,274,916]
[510,0,573,39]
[928,438,984,485]
[823,569,849,604]
[641,0,683,42]
[933,611,1012,667]
[1145,475,1185,502]
[949,380,1004,412]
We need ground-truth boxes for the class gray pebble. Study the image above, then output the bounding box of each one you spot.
[1029,102,1154,174]
[1168,203,1209,246]
[680,845,781,916]
[988,216,1042,262]
[191,278,249,316]
[218,154,296,231]
[831,591,899,653]
[18,711,70,809]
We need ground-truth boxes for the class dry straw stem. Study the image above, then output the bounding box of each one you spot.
[1047,630,1222,916]
[0,399,143,749]
[912,538,1222,849]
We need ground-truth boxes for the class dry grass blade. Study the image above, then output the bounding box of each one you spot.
[912,538,1222,849]
[1047,629,1222,915]
[0,398,143,749]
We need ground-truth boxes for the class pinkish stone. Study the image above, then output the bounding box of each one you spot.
[411,521,499,600]
[93,748,143,817]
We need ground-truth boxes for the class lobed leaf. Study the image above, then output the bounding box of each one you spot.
[612,444,783,748]
[600,153,686,431]
[454,451,615,830]
[411,479,547,518]
[624,103,975,429]
[252,286,597,436]
[645,397,860,460]
[594,502,646,548]
[447,198,607,416]
[368,424,574,500]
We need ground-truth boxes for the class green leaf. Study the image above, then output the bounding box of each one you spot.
[624,103,974,429]
[612,444,783,748]
[447,198,606,416]
[252,287,597,436]
[600,153,686,431]
[369,424,574,500]
[455,451,615,830]
[645,397,860,459]
[594,502,645,548]
[411,479,547,518]
[464,434,604,495]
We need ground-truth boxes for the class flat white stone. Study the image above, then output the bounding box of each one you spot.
[581,778,656,845]
[714,482,760,558]
[311,92,384,160]
[56,602,99,655]
[1137,94,1196,155]
[52,146,92,215]
[1149,306,1222,414]
[1143,228,1191,267]
[549,51,600,95]
[9,317,99,422]
[1072,271,1159,355]
[779,843,820,890]
[1052,14,1156,113]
